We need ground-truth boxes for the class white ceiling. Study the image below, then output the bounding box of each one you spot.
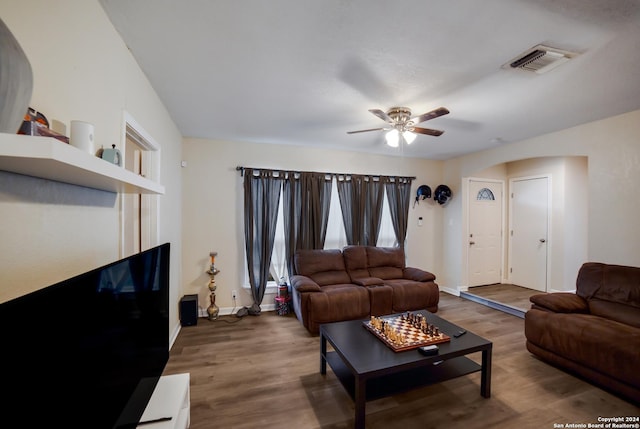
[99,0,640,160]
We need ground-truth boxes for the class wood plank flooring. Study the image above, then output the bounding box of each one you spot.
[465,283,540,311]
[461,284,541,318]
[163,292,639,428]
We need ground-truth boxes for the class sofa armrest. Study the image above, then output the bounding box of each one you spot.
[529,292,589,313]
[352,277,384,286]
[290,275,322,293]
[403,267,436,282]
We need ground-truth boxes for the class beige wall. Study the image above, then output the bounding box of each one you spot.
[0,1,183,337]
[181,138,445,313]
[442,109,640,291]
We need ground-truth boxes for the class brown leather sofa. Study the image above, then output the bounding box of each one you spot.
[524,262,640,404]
[291,246,439,335]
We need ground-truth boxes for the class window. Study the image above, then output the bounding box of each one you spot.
[244,177,398,291]
[477,187,495,201]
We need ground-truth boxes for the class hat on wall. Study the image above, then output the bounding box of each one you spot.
[434,184,452,205]
[414,185,432,207]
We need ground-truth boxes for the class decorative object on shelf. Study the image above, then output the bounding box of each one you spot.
[101,144,122,166]
[69,120,95,154]
[206,251,220,320]
[0,18,34,134]
[18,107,69,143]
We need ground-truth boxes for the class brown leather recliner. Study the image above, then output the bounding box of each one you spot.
[525,262,640,405]
[291,246,439,335]
[291,249,371,335]
[343,245,439,313]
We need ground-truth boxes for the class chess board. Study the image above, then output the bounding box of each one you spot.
[363,313,451,352]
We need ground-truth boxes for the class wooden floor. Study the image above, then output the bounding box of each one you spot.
[163,293,639,429]
[463,284,540,314]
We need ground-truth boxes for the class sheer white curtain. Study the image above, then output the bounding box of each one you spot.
[323,180,348,250]
[377,195,397,247]
[269,195,287,284]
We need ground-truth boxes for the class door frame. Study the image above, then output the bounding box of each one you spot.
[508,174,552,291]
[118,111,161,257]
[461,177,506,291]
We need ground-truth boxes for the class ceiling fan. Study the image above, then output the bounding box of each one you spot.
[347,106,450,147]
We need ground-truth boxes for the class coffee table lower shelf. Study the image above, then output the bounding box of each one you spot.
[325,351,482,402]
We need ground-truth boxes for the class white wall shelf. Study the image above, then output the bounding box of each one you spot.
[0,133,165,194]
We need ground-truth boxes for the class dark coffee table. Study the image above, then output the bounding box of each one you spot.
[320,310,492,429]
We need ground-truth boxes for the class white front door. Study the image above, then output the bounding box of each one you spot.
[468,180,503,286]
[509,176,549,291]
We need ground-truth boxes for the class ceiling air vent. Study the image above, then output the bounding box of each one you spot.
[504,44,578,74]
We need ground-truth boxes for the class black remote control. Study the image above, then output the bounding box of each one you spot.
[418,345,439,356]
[453,330,467,338]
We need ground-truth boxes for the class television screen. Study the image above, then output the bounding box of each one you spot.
[1,243,170,429]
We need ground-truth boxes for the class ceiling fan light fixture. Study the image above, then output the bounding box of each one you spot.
[386,129,399,147]
[403,130,417,144]
[348,105,449,147]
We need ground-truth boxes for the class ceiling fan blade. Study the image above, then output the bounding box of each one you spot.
[369,109,394,124]
[346,127,385,134]
[411,107,450,124]
[412,126,444,137]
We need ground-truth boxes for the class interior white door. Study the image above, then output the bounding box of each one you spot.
[509,176,549,291]
[468,180,503,286]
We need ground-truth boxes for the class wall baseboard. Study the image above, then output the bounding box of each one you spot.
[440,286,460,296]
[198,302,276,318]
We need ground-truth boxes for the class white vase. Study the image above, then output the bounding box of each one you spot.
[0,18,33,134]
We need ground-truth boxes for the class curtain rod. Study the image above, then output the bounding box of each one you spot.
[235,166,415,181]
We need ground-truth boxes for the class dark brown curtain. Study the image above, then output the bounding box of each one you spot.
[243,168,282,312]
[385,177,413,247]
[365,177,385,246]
[282,172,332,275]
[336,174,385,246]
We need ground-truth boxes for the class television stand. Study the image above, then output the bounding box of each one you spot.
[138,373,190,429]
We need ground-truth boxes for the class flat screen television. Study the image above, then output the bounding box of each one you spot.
[1,242,170,429]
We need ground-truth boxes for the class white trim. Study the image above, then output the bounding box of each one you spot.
[462,177,506,288]
[198,303,277,318]
[440,286,461,296]
[118,111,161,257]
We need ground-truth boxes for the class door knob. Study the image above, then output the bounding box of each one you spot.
[539,238,546,243]
[469,241,476,245]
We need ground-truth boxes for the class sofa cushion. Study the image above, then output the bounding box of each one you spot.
[306,284,370,324]
[343,245,370,280]
[384,279,438,312]
[525,309,640,389]
[366,246,405,280]
[403,267,436,282]
[588,299,640,329]
[529,292,589,313]
[576,262,640,327]
[351,277,384,286]
[577,262,640,307]
[294,249,351,286]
